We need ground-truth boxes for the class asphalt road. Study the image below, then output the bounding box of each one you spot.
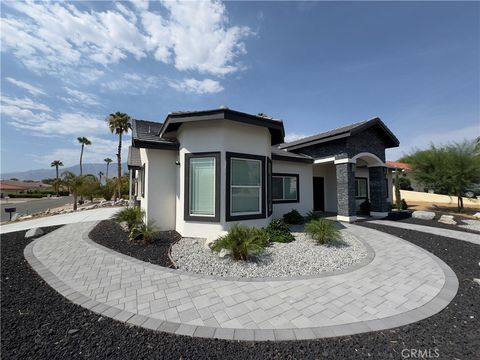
[1,196,73,222]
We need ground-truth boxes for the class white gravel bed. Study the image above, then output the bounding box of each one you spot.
[459,219,480,232]
[171,230,368,278]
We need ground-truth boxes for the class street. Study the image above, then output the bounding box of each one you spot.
[1,196,73,222]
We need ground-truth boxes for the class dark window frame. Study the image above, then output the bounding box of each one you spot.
[272,173,300,204]
[226,152,266,221]
[141,163,146,198]
[184,152,221,222]
[267,157,273,216]
[355,177,368,199]
[385,178,389,198]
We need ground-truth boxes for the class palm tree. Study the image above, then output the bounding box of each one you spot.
[104,158,113,180]
[98,171,104,184]
[107,112,131,200]
[77,137,92,176]
[50,160,63,195]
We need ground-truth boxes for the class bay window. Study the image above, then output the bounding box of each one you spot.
[272,174,299,203]
[226,152,266,221]
[184,152,220,222]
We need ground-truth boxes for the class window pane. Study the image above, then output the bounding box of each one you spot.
[232,188,260,213]
[231,158,260,186]
[355,178,367,198]
[284,177,297,200]
[272,177,283,200]
[190,158,215,216]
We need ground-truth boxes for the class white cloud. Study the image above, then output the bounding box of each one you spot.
[1,95,51,112]
[5,77,46,96]
[284,133,312,143]
[1,0,251,78]
[59,87,101,107]
[101,72,162,94]
[168,78,224,94]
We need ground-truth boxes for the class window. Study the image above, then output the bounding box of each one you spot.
[355,177,368,198]
[226,152,266,221]
[184,152,220,222]
[272,174,299,203]
[267,158,273,216]
[385,178,389,198]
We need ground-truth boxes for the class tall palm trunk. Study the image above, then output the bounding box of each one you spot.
[79,144,84,176]
[106,163,109,180]
[55,165,59,196]
[116,133,122,200]
[73,193,78,211]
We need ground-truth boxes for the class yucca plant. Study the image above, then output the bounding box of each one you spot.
[129,221,158,244]
[111,206,144,232]
[211,224,269,261]
[304,210,320,223]
[305,219,340,245]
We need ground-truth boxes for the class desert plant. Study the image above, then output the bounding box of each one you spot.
[401,199,408,210]
[111,206,144,232]
[265,219,295,243]
[304,210,320,222]
[283,209,304,224]
[129,221,158,244]
[211,224,269,261]
[305,219,340,245]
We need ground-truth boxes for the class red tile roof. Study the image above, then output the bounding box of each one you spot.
[0,183,27,190]
[386,161,411,170]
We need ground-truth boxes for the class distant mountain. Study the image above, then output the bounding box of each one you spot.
[1,163,127,181]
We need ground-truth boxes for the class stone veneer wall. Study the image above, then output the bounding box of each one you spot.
[335,163,356,217]
[369,166,389,213]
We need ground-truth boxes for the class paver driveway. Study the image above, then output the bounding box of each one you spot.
[25,221,458,341]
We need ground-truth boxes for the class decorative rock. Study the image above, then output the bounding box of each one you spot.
[438,215,456,225]
[218,248,231,258]
[25,228,44,238]
[412,211,435,220]
[203,238,216,250]
[67,329,79,335]
[119,221,129,232]
[431,204,440,210]
[474,212,480,219]
[11,213,19,221]
[191,239,198,245]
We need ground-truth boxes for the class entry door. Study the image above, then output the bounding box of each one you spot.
[313,177,325,212]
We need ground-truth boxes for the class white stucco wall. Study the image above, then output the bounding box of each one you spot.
[174,120,272,240]
[312,163,337,212]
[139,147,177,230]
[271,160,313,219]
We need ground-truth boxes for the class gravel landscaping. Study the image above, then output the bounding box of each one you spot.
[89,220,180,267]
[171,230,368,278]
[2,224,479,359]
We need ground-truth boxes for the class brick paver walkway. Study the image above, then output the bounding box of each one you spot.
[24,222,458,341]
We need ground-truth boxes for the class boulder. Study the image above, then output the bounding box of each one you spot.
[438,215,456,225]
[11,213,20,221]
[218,248,232,258]
[474,212,480,219]
[119,221,129,232]
[431,204,440,210]
[412,211,435,220]
[204,238,216,250]
[25,227,44,238]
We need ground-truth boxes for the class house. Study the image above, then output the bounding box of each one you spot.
[127,108,399,240]
[0,180,53,198]
[386,161,423,192]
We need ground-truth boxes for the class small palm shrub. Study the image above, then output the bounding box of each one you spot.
[304,210,320,222]
[129,221,158,244]
[112,206,144,232]
[283,209,304,224]
[211,224,269,261]
[305,219,340,245]
[401,199,408,210]
[265,219,295,243]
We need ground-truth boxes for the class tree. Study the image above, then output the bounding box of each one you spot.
[104,158,113,180]
[50,160,64,195]
[107,112,131,200]
[98,171,104,185]
[77,137,92,176]
[401,140,480,210]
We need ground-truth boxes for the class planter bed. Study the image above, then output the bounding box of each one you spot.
[89,220,180,267]
[171,230,367,278]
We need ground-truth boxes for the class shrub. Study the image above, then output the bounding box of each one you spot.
[129,221,158,244]
[359,199,371,215]
[401,199,408,210]
[111,206,144,232]
[304,210,320,223]
[283,209,304,224]
[8,194,44,198]
[265,219,295,243]
[305,219,340,245]
[211,224,269,261]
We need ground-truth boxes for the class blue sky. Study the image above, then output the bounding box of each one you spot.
[1,1,479,173]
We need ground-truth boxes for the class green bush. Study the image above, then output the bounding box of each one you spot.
[265,219,295,243]
[111,206,144,232]
[211,224,269,261]
[359,199,371,215]
[401,199,408,210]
[129,221,158,244]
[304,210,320,222]
[8,194,44,198]
[305,219,340,245]
[283,209,304,224]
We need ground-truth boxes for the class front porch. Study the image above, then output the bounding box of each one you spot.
[312,152,391,222]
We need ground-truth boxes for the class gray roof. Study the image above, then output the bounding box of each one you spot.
[127,146,142,169]
[271,146,313,163]
[279,117,399,150]
[132,119,179,149]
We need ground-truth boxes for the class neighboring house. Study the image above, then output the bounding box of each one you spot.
[386,161,423,192]
[127,108,399,240]
[0,180,52,198]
